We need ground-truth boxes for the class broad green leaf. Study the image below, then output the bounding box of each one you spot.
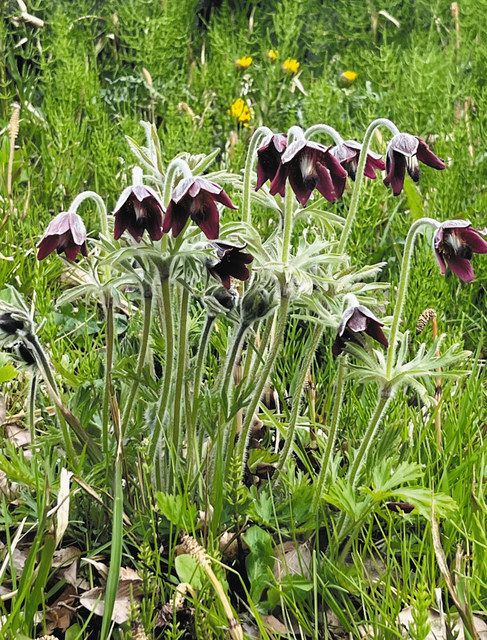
[156,492,197,530]
[175,554,205,589]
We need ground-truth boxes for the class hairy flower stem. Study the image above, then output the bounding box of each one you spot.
[312,357,347,511]
[28,374,37,444]
[338,118,400,255]
[242,126,272,225]
[101,294,115,462]
[236,291,290,479]
[191,315,216,424]
[172,287,190,458]
[304,124,343,145]
[68,190,108,238]
[150,275,175,459]
[281,183,295,264]
[220,324,249,403]
[385,217,440,380]
[277,323,324,472]
[121,286,153,431]
[337,389,392,542]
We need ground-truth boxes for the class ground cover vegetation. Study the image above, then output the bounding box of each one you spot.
[0,0,486,638]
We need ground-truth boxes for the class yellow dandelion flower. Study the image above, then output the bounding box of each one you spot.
[229,98,252,125]
[267,49,278,62]
[282,58,300,74]
[235,56,253,70]
[341,70,358,83]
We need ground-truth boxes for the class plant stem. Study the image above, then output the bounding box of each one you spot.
[235,290,290,479]
[347,390,392,489]
[277,323,323,471]
[338,118,400,255]
[28,374,37,445]
[121,286,153,431]
[151,275,175,458]
[385,217,440,380]
[100,412,123,639]
[172,286,190,456]
[220,323,249,403]
[242,126,272,224]
[281,183,294,264]
[68,190,108,238]
[101,294,115,463]
[191,314,216,424]
[312,357,347,511]
[304,124,343,145]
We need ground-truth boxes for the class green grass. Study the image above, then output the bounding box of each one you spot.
[0,1,486,639]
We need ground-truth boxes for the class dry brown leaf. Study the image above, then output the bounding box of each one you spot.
[45,585,77,634]
[79,581,142,624]
[273,541,312,581]
[54,468,73,546]
[262,614,290,635]
[4,423,31,447]
[82,557,109,579]
[397,606,487,639]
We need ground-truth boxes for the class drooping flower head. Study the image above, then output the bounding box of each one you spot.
[331,139,385,181]
[433,220,487,283]
[333,302,388,357]
[383,133,445,196]
[37,211,88,261]
[163,177,236,240]
[270,138,348,206]
[208,240,254,289]
[113,185,164,242]
[255,133,287,191]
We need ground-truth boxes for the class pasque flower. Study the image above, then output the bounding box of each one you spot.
[208,241,254,289]
[433,220,487,283]
[331,139,385,180]
[269,138,348,206]
[163,177,236,240]
[333,302,388,357]
[37,211,88,261]
[255,133,287,191]
[113,184,164,242]
[383,133,445,196]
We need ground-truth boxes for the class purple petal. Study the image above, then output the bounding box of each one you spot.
[196,199,219,239]
[332,335,347,358]
[365,320,389,348]
[269,164,288,198]
[384,150,406,196]
[315,163,337,202]
[346,309,368,333]
[389,133,419,157]
[288,161,314,206]
[416,139,446,170]
[37,235,60,260]
[67,212,87,246]
[172,177,196,203]
[458,227,487,254]
[446,256,475,282]
[163,201,189,237]
[113,186,135,213]
[281,138,307,164]
[64,242,81,261]
[114,210,129,240]
[435,248,447,275]
[212,188,236,209]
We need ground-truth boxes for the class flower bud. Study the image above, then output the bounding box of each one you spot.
[203,285,238,317]
[241,284,277,325]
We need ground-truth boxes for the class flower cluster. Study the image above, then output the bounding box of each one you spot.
[229,98,252,125]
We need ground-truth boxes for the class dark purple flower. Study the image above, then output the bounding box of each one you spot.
[269,139,348,206]
[331,139,385,180]
[113,184,164,242]
[255,133,287,190]
[383,133,445,196]
[37,211,88,261]
[332,304,388,357]
[209,241,254,289]
[433,220,487,283]
[163,177,236,240]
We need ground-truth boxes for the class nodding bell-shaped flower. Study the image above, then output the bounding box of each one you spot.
[433,220,487,283]
[208,241,254,290]
[163,177,236,240]
[113,184,164,242]
[333,300,388,358]
[269,138,348,206]
[383,133,445,196]
[255,133,288,191]
[330,139,385,181]
[37,211,88,261]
